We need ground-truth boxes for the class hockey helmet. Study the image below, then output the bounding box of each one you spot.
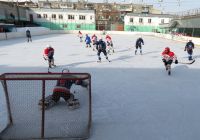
[46,44,51,48]
[164,47,170,52]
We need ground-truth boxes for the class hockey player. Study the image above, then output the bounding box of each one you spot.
[92,34,98,44]
[78,31,83,42]
[135,36,144,55]
[43,45,56,68]
[162,47,178,75]
[91,34,98,51]
[26,29,32,42]
[85,34,91,48]
[95,38,110,62]
[105,34,115,55]
[39,69,89,110]
[184,39,194,60]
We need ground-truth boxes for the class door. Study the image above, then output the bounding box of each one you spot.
[29,14,33,23]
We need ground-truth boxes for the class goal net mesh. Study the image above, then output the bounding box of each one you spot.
[0,73,91,140]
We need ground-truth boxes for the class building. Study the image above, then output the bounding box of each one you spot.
[28,8,95,30]
[36,1,162,31]
[0,1,167,32]
[124,13,174,33]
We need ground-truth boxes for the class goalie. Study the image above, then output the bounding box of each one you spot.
[39,69,89,110]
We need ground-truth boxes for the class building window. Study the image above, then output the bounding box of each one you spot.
[148,18,151,23]
[139,18,143,23]
[52,14,56,19]
[161,19,165,24]
[130,18,133,23]
[59,14,63,19]
[76,24,81,29]
[37,14,41,18]
[63,24,67,28]
[43,14,47,18]
[90,16,93,20]
[68,15,74,20]
[79,15,85,20]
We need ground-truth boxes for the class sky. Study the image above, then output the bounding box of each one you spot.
[1,29,200,139]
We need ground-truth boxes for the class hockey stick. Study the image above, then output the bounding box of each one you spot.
[48,67,51,73]
[175,59,195,65]
[107,58,111,62]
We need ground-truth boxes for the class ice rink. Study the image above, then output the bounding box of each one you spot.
[0,33,200,140]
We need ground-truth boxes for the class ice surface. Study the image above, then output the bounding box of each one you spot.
[0,33,200,140]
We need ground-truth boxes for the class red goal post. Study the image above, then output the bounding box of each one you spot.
[0,72,92,140]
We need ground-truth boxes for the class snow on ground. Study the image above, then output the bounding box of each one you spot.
[0,33,200,140]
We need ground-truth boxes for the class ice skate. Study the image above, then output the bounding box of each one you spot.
[67,99,80,110]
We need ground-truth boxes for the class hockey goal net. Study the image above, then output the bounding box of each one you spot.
[0,73,91,140]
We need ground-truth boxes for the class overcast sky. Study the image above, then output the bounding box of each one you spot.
[3,0,200,13]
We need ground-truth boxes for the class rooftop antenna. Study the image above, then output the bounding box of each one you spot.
[177,0,180,6]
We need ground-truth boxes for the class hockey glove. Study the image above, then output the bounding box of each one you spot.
[162,59,166,63]
[175,60,178,64]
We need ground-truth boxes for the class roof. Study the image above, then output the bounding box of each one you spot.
[126,13,176,18]
[30,8,95,14]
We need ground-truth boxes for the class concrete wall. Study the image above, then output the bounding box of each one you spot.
[0,2,28,21]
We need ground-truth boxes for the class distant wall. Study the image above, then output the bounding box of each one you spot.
[154,33,200,46]
[0,27,200,46]
[0,27,51,40]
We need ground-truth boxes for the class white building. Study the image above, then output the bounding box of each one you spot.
[28,8,96,30]
[124,13,174,33]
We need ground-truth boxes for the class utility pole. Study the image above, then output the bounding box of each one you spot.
[16,0,20,22]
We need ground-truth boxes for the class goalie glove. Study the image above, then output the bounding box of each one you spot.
[175,60,178,64]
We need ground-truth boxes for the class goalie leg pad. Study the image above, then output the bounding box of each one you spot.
[67,94,79,109]
[39,95,56,109]
[44,99,56,109]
